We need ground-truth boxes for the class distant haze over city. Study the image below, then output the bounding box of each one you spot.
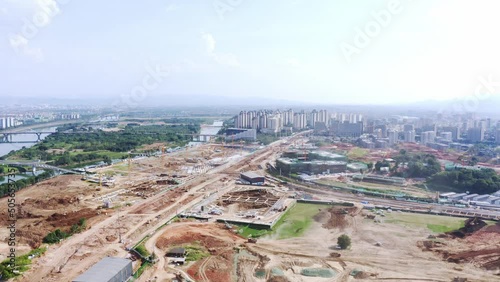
[2,0,500,106]
[1,94,500,118]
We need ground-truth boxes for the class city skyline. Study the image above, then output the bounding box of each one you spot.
[2,0,500,106]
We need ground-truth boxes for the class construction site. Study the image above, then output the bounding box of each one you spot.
[179,183,294,229]
[0,131,499,282]
[140,200,500,282]
[0,129,294,282]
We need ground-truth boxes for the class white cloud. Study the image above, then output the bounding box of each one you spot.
[34,0,61,26]
[165,4,179,13]
[9,34,44,62]
[214,53,240,67]
[4,0,66,62]
[283,58,301,68]
[202,32,216,53]
[4,0,62,26]
[202,32,240,67]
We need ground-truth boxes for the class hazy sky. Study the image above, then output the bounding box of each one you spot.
[1,0,500,105]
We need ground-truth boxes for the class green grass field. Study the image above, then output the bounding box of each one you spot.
[237,203,330,239]
[184,244,210,262]
[68,150,127,159]
[272,203,331,239]
[347,148,368,159]
[105,163,129,173]
[384,212,466,233]
[238,225,270,238]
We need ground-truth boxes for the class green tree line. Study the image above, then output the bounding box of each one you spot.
[2,124,199,165]
[43,218,87,244]
[0,171,54,197]
[428,168,500,194]
[391,151,442,178]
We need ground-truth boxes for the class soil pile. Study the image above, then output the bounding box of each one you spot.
[23,196,80,210]
[312,209,329,224]
[47,208,99,228]
[322,206,358,230]
[156,224,245,282]
[419,219,500,270]
[447,218,487,238]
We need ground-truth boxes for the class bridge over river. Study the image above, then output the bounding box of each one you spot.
[0,160,82,175]
[0,130,224,144]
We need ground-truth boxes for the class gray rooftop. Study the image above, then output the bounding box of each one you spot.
[167,248,186,255]
[72,257,132,282]
[241,171,264,179]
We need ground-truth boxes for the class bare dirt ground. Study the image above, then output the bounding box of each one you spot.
[241,209,500,282]
[0,175,111,252]
[0,134,298,282]
[12,132,492,282]
[153,223,245,282]
[418,219,500,272]
[137,201,498,281]
[0,143,243,281]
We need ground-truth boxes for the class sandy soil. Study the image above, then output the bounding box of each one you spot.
[151,223,245,282]
[244,210,499,282]
[0,175,112,253]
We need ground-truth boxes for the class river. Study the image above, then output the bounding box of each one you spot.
[0,170,47,185]
[0,127,57,157]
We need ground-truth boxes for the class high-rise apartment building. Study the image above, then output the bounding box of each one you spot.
[404,124,415,132]
[467,127,484,143]
[440,132,452,142]
[421,131,436,145]
[404,130,416,143]
[388,130,398,145]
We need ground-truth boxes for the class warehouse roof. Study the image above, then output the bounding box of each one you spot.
[241,171,264,179]
[72,257,131,282]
